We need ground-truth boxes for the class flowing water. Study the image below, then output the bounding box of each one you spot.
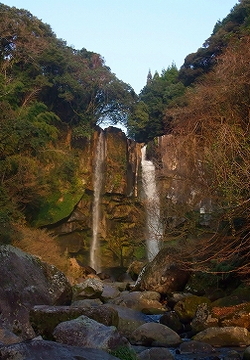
[90,131,105,272]
[141,145,162,260]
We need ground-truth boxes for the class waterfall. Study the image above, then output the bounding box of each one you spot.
[141,145,162,260]
[90,131,105,272]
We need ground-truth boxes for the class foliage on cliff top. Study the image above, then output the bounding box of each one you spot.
[0,3,136,238]
[0,4,136,128]
[128,0,250,143]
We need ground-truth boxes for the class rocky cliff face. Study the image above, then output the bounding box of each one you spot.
[149,134,213,236]
[49,127,145,270]
[38,129,213,273]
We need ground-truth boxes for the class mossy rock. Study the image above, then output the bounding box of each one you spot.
[231,284,250,302]
[33,190,83,227]
[110,345,137,360]
[212,295,244,307]
[212,284,250,307]
[193,326,250,347]
[174,295,211,323]
[185,272,227,300]
[30,305,119,340]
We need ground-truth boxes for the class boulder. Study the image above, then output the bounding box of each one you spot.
[192,302,250,334]
[174,295,211,323]
[72,277,104,300]
[185,271,229,300]
[71,298,103,307]
[30,304,119,339]
[137,347,174,360]
[159,311,184,334]
[53,315,128,351]
[166,291,193,308]
[130,322,181,347]
[243,346,250,360]
[0,328,22,345]
[191,302,218,334]
[211,284,250,307]
[135,247,189,295]
[212,302,250,330]
[113,281,130,292]
[193,326,250,347]
[101,283,121,302]
[104,304,147,337]
[178,340,214,354]
[0,245,72,339]
[224,350,242,360]
[0,340,119,360]
[110,290,167,314]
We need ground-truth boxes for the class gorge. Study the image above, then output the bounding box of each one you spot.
[38,126,213,275]
[1,0,249,293]
[1,3,250,358]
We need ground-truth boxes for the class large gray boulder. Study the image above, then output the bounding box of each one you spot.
[104,303,147,337]
[71,298,103,307]
[137,347,174,360]
[30,304,119,339]
[193,326,250,347]
[135,247,189,295]
[0,328,22,345]
[130,322,181,347]
[243,346,250,360]
[72,277,104,300]
[178,340,214,354]
[159,311,184,334]
[0,245,72,339]
[101,283,121,302]
[53,315,128,351]
[110,290,166,314]
[0,340,119,360]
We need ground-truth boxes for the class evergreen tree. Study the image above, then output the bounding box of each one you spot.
[127,64,185,142]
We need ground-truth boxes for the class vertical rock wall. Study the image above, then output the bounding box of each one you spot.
[148,134,213,239]
[50,127,145,270]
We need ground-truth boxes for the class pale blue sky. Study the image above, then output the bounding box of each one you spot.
[2,0,238,93]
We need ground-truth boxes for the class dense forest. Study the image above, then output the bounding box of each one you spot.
[0,2,137,239]
[0,1,249,278]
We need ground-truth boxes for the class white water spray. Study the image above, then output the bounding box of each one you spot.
[141,145,162,260]
[90,131,105,272]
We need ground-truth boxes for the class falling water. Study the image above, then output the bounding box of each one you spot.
[90,131,105,272]
[141,145,162,260]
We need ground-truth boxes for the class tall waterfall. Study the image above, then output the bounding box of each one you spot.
[141,145,162,260]
[90,131,105,272]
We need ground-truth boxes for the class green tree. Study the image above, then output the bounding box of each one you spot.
[0,3,136,133]
[178,0,250,86]
[0,3,137,234]
[127,64,185,142]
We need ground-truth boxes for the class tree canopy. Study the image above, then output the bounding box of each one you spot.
[0,4,136,130]
[0,3,136,239]
[127,0,250,143]
[127,64,185,142]
[178,0,250,86]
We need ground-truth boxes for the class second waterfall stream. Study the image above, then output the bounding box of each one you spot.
[141,145,162,260]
